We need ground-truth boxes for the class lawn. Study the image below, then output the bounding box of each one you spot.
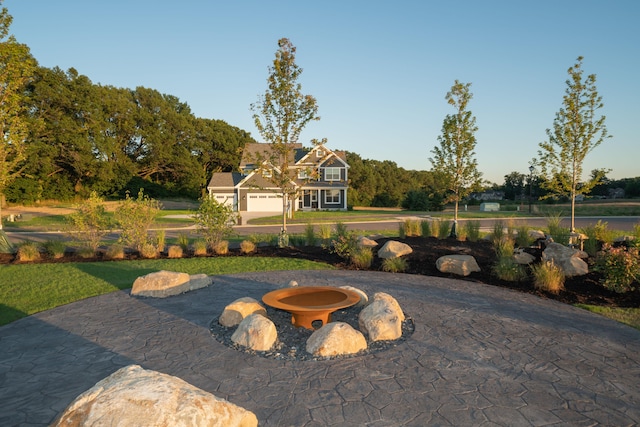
[0,257,333,326]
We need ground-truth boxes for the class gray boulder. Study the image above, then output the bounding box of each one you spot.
[306,322,367,357]
[377,241,413,259]
[231,313,277,351]
[436,254,481,276]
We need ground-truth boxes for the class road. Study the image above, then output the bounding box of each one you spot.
[4,215,638,246]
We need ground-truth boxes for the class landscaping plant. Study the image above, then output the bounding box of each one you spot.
[240,240,257,254]
[42,239,66,259]
[213,240,229,255]
[350,246,373,269]
[167,245,183,259]
[194,196,236,250]
[114,189,161,252]
[594,243,639,293]
[382,257,408,273]
[16,242,40,262]
[105,244,125,260]
[193,239,208,256]
[462,220,481,242]
[67,191,111,252]
[420,220,432,238]
[531,260,565,294]
[492,256,528,282]
[304,223,317,246]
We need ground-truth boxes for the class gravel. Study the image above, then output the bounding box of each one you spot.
[210,304,415,362]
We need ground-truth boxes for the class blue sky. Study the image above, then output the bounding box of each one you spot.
[6,0,639,184]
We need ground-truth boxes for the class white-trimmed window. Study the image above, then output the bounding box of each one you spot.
[325,189,340,204]
[324,167,340,181]
[316,148,324,158]
[262,169,272,178]
[298,169,308,179]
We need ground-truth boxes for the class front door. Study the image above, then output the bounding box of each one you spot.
[301,190,318,209]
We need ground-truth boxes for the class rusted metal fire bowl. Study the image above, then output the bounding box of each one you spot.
[262,286,361,330]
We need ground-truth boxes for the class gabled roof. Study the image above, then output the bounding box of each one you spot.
[239,142,304,168]
[207,172,244,188]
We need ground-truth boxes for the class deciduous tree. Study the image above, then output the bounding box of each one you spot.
[250,38,320,235]
[538,57,610,231]
[429,80,482,226]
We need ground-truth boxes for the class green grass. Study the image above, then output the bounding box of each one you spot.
[576,304,640,330]
[0,257,334,326]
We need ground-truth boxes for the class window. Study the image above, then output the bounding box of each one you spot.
[325,189,340,204]
[298,169,308,179]
[324,167,340,181]
[262,169,272,178]
[316,149,324,157]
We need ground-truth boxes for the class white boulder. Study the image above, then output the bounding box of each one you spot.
[377,241,413,259]
[131,270,212,298]
[306,322,367,357]
[219,297,267,327]
[231,313,277,351]
[359,294,404,342]
[436,254,481,276]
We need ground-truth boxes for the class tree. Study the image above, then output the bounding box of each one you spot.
[503,172,526,201]
[67,191,111,252]
[429,80,482,226]
[250,38,320,235]
[114,189,161,252]
[538,56,610,231]
[0,3,36,229]
[194,196,237,249]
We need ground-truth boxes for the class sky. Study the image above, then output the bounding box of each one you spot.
[5,0,639,184]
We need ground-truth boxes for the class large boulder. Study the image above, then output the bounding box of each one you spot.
[306,322,367,357]
[339,285,368,307]
[219,297,267,327]
[377,241,413,259]
[131,270,213,298]
[542,242,589,277]
[436,254,481,276]
[359,293,404,342]
[513,249,536,265]
[231,313,277,351]
[51,365,258,427]
[358,236,379,248]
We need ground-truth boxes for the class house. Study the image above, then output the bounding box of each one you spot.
[207,143,349,212]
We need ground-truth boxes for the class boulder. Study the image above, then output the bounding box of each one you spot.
[219,297,267,327]
[231,313,277,351]
[306,322,367,357]
[358,236,379,248]
[372,292,405,321]
[528,229,546,240]
[542,242,589,277]
[131,270,213,298]
[359,295,404,342]
[51,365,258,427]
[436,254,481,276]
[377,240,413,259]
[339,285,368,307]
[513,249,536,265]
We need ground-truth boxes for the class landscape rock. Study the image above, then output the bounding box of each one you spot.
[219,297,267,327]
[542,242,589,277]
[436,254,481,276]
[528,229,546,240]
[231,313,277,351]
[358,236,379,248]
[339,285,368,307]
[359,295,404,342]
[377,240,413,259]
[51,365,258,427]
[131,270,213,298]
[306,322,367,357]
[372,292,405,321]
[513,249,536,265]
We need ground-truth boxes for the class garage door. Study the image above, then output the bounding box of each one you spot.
[247,193,283,211]
[212,194,237,209]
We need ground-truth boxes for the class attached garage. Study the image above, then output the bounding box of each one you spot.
[247,193,283,212]
[211,193,237,209]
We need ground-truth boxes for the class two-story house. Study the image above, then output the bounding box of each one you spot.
[207,143,349,212]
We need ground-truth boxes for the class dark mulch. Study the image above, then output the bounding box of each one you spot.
[3,236,639,309]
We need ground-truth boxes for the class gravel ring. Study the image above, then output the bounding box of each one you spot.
[209,304,415,362]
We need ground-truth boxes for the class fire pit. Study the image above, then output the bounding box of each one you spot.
[262,286,361,330]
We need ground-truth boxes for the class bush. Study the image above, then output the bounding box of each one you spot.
[463,220,481,242]
[67,191,111,252]
[104,244,125,260]
[328,233,359,261]
[240,240,256,254]
[402,219,421,237]
[335,222,348,239]
[114,189,161,251]
[16,242,40,262]
[493,235,515,259]
[319,224,332,243]
[213,240,229,255]
[139,243,158,259]
[194,196,237,248]
[193,240,208,256]
[167,245,183,258]
[492,256,527,282]
[420,220,432,238]
[382,257,408,273]
[176,233,190,251]
[545,212,570,245]
[42,240,66,259]
[515,225,533,248]
[594,244,639,293]
[531,261,565,294]
[304,223,317,246]
[155,230,166,253]
[350,247,373,269]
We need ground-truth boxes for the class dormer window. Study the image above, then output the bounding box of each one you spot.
[316,148,324,158]
[262,169,272,178]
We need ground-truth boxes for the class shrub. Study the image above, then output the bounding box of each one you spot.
[114,189,161,251]
[463,220,481,242]
[492,256,527,282]
[335,222,348,239]
[398,222,406,239]
[105,244,125,260]
[402,219,421,237]
[67,191,111,252]
[16,242,40,262]
[515,225,533,248]
[240,240,257,254]
[329,233,359,261]
[288,234,306,247]
[435,219,451,239]
[155,230,166,253]
[213,240,229,255]
[176,233,190,251]
[193,239,208,256]
[545,212,570,245]
[167,245,183,258]
[420,220,432,238]
[319,224,332,243]
[42,240,66,259]
[77,247,95,259]
[350,247,373,269]
[493,235,515,259]
[194,196,237,248]
[304,223,317,246]
[531,261,565,294]
[139,243,158,259]
[489,220,505,246]
[594,244,639,293]
[382,257,408,273]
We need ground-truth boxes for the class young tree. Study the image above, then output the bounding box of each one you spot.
[429,80,482,230]
[194,196,237,249]
[538,56,610,231]
[0,3,37,229]
[250,38,320,235]
[67,191,111,252]
[114,189,161,252]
